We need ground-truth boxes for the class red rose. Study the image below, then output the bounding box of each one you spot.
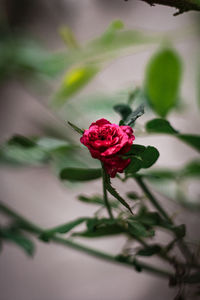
[80,118,135,177]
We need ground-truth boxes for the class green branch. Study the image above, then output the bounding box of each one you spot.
[0,201,172,279]
[138,0,200,14]
[101,164,114,219]
[135,176,195,263]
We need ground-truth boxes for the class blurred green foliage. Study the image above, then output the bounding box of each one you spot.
[0,19,200,292]
[145,48,182,117]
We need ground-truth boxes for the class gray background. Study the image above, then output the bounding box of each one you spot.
[0,1,200,299]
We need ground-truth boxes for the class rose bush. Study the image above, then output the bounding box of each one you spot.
[80,118,135,177]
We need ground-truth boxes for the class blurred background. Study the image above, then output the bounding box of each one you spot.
[0,1,200,299]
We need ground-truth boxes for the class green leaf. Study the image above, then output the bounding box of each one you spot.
[40,217,88,241]
[0,135,74,167]
[125,104,145,126]
[126,144,146,156]
[146,119,200,152]
[0,228,34,256]
[126,192,140,200]
[0,145,48,166]
[127,220,155,238]
[60,167,102,181]
[8,135,36,147]
[182,160,200,177]
[105,180,133,214]
[78,194,119,208]
[59,26,80,49]
[36,137,71,152]
[177,134,200,152]
[137,245,161,256]
[146,118,178,134]
[68,121,84,135]
[73,224,124,238]
[140,146,159,169]
[125,157,142,174]
[114,104,132,121]
[142,169,176,180]
[145,48,182,117]
[114,103,144,126]
[125,145,159,174]
[86,218,116,232]
[132,210,174,230]
[53,64,99,106]
[136,211,165,227]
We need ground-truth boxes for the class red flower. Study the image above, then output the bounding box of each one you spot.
[80,118,135,177]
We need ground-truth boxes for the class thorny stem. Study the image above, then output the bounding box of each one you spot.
[0,201,173,279]
[135,176,195,263]
[101,163,114,219]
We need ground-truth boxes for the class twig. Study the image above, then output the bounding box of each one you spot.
[0,201,173,279]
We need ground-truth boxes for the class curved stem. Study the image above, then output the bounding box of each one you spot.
[135,176,171,222]
[0,201,172,279]
[101,164,114,219]
[135,176,194,263]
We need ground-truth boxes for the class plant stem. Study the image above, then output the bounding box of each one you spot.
[135,176,171,222]
[101,164,114,219]
[0,201,172,279]
[135,176,194,263]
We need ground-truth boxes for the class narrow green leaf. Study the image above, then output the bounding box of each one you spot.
[68,121,84,135]
[73,224,124,238]
[60,168,102,181]
[182,160,200,177]
[0,135,69,166]
[40,217,88,241]
[127,220,155,238]
[145,48,182,117]
[105,181,133,214]
[0,145,48,166]
[125,104,145,126]
[36,137,71,151]
[86,218,116,232]
[59,26,80,49]
[131,210,172,230]
[136,211,165,227]
[8,135,36,147]
[1,228,34,256]
[142,169,176,180]
[78,195,119,208]
[53,65,99,106]
[126,192,140,200]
